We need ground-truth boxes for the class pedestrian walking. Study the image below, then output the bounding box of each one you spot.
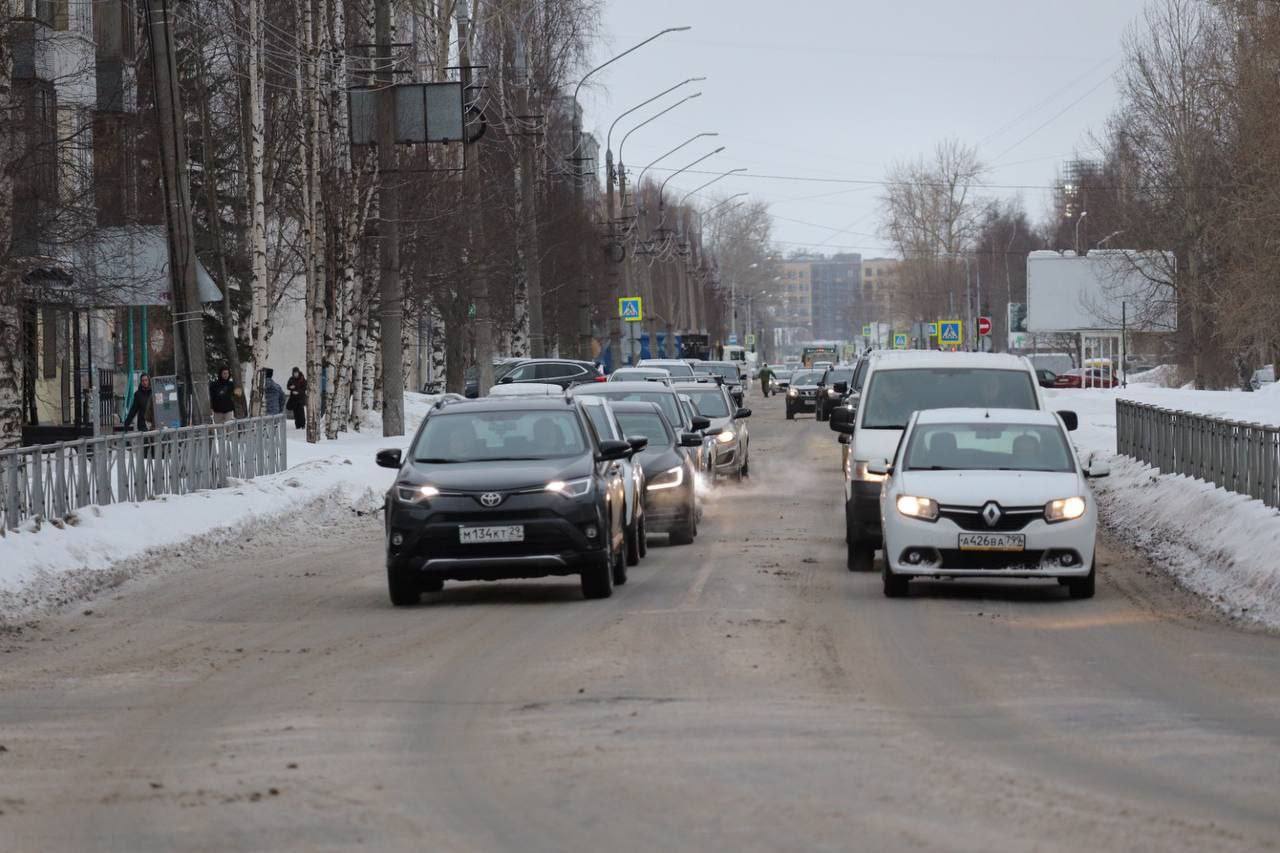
[262,368,287,416]
[210,366,237,425]
[286,367,307,430]
[758,362,775,397]
[122,374,156,431]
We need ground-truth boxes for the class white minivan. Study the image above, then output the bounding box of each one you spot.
[829,351,1077,572]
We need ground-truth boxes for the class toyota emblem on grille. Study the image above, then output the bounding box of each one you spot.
[982,502,1003,527]
[479,492,503,507]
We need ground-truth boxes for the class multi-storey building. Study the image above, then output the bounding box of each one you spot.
[859,257,901,328]
[809,254,861,341]
[777,260,813,344]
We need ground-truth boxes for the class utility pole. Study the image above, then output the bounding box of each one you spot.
[604,148,622,367]
[457,1,494,393]
[572,103,594,361]
[515,25,545,358]
[374,0,404,436]
[144,0,210,424]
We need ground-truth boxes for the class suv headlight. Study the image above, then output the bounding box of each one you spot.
[896,495,939,521]
[787,388,798,397]
[396,484,440,503]
[545,476,592,497]
[852,461,887,483]
[715,429,736,444]
[647,465,684,491]
[827,388,841,398]
[1045,496,1086,523]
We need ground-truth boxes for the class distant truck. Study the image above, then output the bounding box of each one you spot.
[680,333,711,361]
[801,346,837,367]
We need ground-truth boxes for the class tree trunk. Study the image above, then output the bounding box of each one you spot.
[246,0,270,415]
[0,3,19,449]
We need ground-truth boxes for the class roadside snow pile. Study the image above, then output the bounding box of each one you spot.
[1094,457,1280,628]
[0,393,439,616]
[1046,386,1280,628]
[1127,364,1179,387]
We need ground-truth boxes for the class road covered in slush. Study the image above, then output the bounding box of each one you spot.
[1,398,1279,851]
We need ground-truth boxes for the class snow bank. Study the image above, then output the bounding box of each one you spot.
[1047,385,1280,628]
[0,394,441,615]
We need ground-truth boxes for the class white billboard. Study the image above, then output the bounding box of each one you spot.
[1026,250,1177,333]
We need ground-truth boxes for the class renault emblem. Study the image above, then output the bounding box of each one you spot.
[479,492,503,508]
[981,502,1003,527]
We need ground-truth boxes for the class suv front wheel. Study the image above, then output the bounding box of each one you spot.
[581,537,616,600]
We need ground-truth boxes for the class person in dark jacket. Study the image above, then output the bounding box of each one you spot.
[262,368,287,416]
[210,366,237,424]
[286,367,307,429]
[122,374,156,431]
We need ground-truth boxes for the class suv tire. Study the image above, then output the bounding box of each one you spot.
[670,502,697,545]
[581,547,615,599]
[848,540,875,572]
[626,516,642,567]
[786,406,795,420]
[388,566,420,607]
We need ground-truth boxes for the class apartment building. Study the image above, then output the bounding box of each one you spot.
[859,257,901,328]
[809,254,861,341]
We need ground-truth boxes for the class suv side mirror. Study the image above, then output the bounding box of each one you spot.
[597,439,633,461]
[833,381,849,394]
[866,458,892,476]
[1086,460,1110,478]
[691,415,711,431]
[734,408,752,419]
[627,435,649,453]
[1058,410,1079,432]
[829,406,855,434]
[680,432,704,448]
[376,448,403,469]
[838,433,851,445]
[498,375,514,384]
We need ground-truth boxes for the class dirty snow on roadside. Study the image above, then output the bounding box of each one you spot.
[1048,380,1280,629]
[0,394,440,618]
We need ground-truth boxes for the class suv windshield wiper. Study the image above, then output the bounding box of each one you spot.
[414,457,458,464]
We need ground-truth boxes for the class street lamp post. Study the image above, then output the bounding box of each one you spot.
[1075,210,1089,255]
[617,93,703,211]
[654,147,724,354]
[602,79,703,368]
[675,169,744,335]
[569,26,690,361]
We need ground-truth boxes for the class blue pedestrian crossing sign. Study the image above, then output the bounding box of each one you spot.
[939,320,963,346]
[861,324,872,338]
[618,296,643,322]
[927,322,939,338]
[893,334,908,349]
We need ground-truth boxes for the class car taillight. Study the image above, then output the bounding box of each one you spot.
[593,374,607,382]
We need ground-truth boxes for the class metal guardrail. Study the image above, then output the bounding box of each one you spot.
[1116,399,1280,508]
[0,415,289,531]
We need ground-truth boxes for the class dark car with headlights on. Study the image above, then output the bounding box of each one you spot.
[570,381,711,471]
[814,366,854,422]
[608,402,701,544]
[376,398,633,605]
[784,369,824,420]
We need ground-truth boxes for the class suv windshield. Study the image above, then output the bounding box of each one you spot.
[413,410,587,462]
[905,423,1074,473]
[614,411,674,446]
[640,362,694,378]
[575,388,683,427]
[823,369,854,385]
[700,364,741,382]
[862,368,1038,430]
[791,370,823,385]
[680,388,731,418]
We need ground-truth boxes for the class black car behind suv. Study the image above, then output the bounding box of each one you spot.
[814,366,854,422]
[464,358,603,397]
[377,397,637,604]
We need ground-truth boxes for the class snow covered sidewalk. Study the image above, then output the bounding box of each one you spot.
[0,394,439,616]
[1050,382,1280,629]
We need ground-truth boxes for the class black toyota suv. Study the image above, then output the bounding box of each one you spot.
[377,397,636,605]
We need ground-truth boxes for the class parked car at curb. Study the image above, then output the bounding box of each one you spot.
[875,407,1106,599]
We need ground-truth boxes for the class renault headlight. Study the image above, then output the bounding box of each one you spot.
[896,495,939,521]
[545,477,592,498]
[396,484,440,503]
[1045,496,1086,523]
[715,429,736,444]
[647,465,684,491]
[852,461,887,483]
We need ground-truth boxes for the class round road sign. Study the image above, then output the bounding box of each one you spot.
[978,316,992,337]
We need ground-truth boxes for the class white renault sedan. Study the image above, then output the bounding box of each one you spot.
[875,408,1108,599]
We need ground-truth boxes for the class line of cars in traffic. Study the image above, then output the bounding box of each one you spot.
[377,358,752,605]
[802,349,1107,599]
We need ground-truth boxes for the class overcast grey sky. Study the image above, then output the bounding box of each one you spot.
[583,0,1148,258]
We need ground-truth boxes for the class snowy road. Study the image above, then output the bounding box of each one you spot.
[2,400,1279,851]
